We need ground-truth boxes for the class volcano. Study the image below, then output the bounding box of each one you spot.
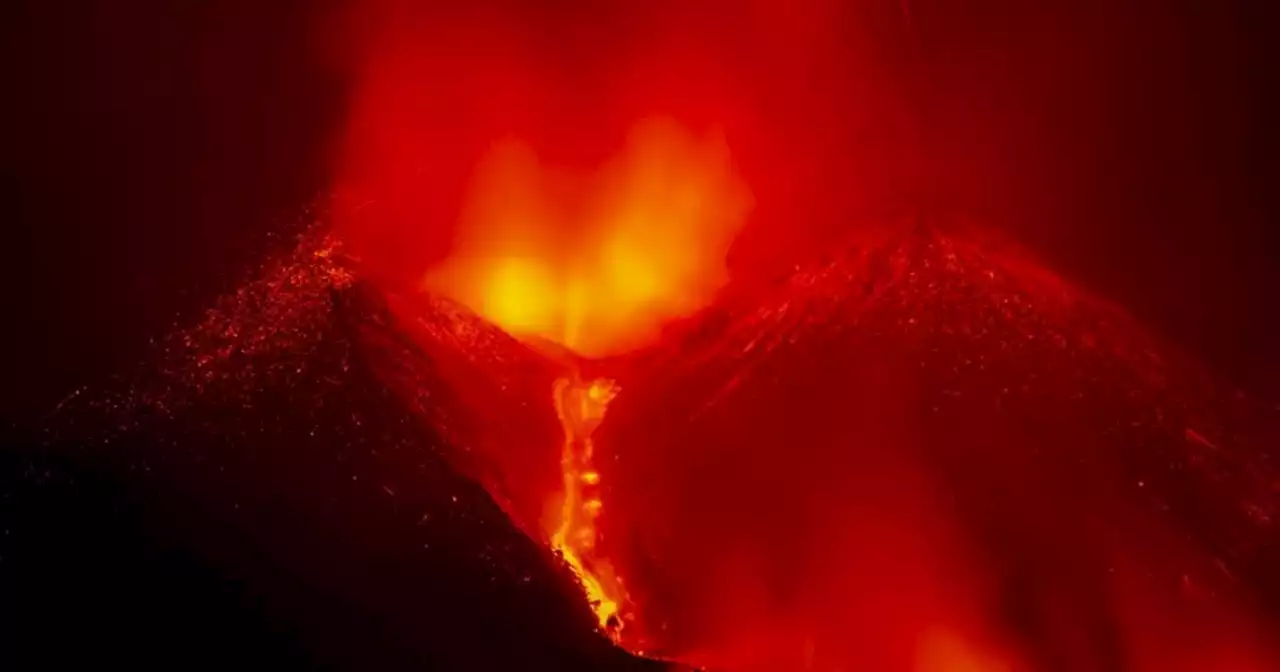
[594,216,1280,669]
[9,216,1277,670]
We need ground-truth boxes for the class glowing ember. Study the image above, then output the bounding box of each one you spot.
[550,375,630,637]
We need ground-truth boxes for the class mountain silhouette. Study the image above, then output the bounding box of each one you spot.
[7,218,1276,670]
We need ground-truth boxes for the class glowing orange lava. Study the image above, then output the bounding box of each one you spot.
[417,118,749,641]
[422,117,751,359]
[551,376,630,637]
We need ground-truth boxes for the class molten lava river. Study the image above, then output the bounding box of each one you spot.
[331,119,1280,671]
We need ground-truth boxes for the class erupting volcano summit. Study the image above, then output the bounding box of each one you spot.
[346,211,1277,670]
[32,207,1280,670]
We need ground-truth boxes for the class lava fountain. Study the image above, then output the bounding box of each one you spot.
[420,117,750,359]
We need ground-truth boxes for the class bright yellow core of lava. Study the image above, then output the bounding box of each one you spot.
[552,376,629,636]
[421,117,749,645]
[421,117,751,358]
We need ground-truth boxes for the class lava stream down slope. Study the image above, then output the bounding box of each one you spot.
[360,217,1278,670]
[35,218,1277,671]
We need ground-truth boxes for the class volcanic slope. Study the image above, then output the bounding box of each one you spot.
[595,217,1279,670]
[3,232,659,671]
[11,220,1276,671]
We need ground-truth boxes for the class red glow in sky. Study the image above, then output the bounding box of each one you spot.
[327,0,918,291]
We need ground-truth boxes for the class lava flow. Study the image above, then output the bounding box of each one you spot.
[551,375,630,636]
[398,117,750,646]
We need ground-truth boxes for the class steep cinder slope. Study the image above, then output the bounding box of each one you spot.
[2,232,657,671]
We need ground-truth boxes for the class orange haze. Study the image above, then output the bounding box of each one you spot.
[326,0,917,302]
[422,118,750,357]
